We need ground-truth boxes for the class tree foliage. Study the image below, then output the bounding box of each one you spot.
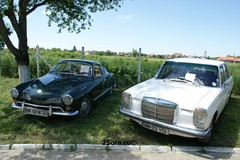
[132,48,138,57]
[45,0,123,33]
[72,45,77,52]
[0,37,4,50]
[0,24,12,50]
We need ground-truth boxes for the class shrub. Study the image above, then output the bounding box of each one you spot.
[0,49,239,94]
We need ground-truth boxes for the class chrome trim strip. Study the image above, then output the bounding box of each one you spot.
[93,87,111,101]
[119,107,210,138]
[11,101,79,116]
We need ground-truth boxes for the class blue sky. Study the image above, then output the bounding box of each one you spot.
[10,0,240,57]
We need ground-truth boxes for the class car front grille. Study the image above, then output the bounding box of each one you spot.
[141,97,178,124]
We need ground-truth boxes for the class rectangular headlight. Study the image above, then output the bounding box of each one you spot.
[121,92,131,109]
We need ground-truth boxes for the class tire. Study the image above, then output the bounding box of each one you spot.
[78,95,92,117]
[198,121,213,144]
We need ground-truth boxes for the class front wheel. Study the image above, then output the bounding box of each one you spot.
[78,95,92,117]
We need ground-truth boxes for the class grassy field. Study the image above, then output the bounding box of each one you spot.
[1,76,240,147]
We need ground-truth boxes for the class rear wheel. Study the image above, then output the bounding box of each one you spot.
[78,95,92,117]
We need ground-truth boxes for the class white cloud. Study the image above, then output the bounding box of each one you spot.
[118,15,135,20]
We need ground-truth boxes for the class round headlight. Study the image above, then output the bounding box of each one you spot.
[62,94,73,105]
[193,108,208,129]
[11,88,19,98]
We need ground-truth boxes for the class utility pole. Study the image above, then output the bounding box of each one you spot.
[138,48,142,83]
[82,47,84,60]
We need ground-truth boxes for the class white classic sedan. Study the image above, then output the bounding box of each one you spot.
[119,58,233,143]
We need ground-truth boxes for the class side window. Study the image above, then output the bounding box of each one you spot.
[94,65,102,77]
[220,66,225,85]
[224,64,230,80]
[100,66,107,75]
[220,64,230,85]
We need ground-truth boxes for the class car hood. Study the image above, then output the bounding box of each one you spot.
[125,78,220,111]
[23,73,89,96]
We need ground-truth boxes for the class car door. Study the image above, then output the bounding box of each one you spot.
[92,64,106,101]
[218,64,233,114]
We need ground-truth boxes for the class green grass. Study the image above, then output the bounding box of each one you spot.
[0,76,240,147]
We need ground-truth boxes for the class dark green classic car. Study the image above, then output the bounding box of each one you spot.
[11,59,116,117]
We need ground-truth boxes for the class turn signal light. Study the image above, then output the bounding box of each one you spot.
[66,106,71,111]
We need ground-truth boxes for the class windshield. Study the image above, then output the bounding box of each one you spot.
[50,61,92,77]
[156,61,219,87]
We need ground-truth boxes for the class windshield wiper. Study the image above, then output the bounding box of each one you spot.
[170,77,200,86]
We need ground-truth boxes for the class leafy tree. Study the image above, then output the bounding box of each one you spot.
[72,45,77,52]
[106,50,113,56]
[0,0,123,82]
[132,48,138,57]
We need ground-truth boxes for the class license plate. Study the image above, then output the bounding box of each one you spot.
[23,107,49,117]
[142,122,169,135]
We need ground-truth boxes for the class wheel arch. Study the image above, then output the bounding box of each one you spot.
[212,110,218,124]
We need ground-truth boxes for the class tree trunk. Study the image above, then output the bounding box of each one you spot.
[18,1,30,83]
[16,50,30,83]
[18,65,30,83]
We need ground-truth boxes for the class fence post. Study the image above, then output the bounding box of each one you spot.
[81,47,84,60]
[30,45,52,78]
[36,45,40,78]
[138,48,141,83]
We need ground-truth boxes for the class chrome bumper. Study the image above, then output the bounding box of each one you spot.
[119,108,210,138]
[12,101,79,116]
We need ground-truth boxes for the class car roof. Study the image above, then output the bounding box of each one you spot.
[167,58,225,66]
[58,59,101,65]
